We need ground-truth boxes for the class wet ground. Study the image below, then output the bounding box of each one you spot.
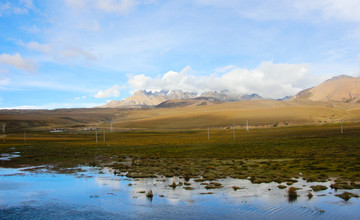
[1,166,359,219]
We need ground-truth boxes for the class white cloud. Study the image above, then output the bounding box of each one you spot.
[17,41,98,63]
[143,0,157,4]
[66,0,86,9]
[0,3,11,16]
[0,102,104,110]
[26,41,52,53]
[13,7,28,14]
[96,0,139,14]
[18,41,52,53]
[195,0,360,22]
[74,96,87,100]
[0,0,34,16]
[127,62,317,99]
[214,65,237,74]
[293,0,360,22]
[18,80,95,93]
[60,46,98,61]
[0,68,8,74]
[20,0,35,9]
[66,0,139,15]
[0,53,37,73]
[21,24,41,33]
[94,85,121,98]
[0,76,10,85]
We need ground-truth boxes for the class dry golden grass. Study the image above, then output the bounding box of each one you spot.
[113,100,359,129]
[1,100,360,132]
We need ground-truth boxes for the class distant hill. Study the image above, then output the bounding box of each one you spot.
[279,96,293,101]
[101,90,263,108]
[292,75,360,103]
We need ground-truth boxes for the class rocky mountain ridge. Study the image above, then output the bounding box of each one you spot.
[101,90,263,108]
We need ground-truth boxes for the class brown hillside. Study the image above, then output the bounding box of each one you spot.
[292,75,360,103]
[113,100,359,129]
[1,100,360,131]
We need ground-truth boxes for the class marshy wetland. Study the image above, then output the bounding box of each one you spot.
[1,124,360,218]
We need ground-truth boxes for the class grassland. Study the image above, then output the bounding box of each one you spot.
[109,100,360,129]
[1,100,360,188]
[2,100,360,131]
[1,123,360,189]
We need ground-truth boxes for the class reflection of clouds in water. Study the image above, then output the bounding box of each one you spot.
[129,176,289,205]
[0,152,21,161]
[217,177,338,205]
[100,167,116,174]
[94,169,298,205]
[95,177,122,190]
[217,178,285,203]
[126,176,334,206]
[129,177,195,204]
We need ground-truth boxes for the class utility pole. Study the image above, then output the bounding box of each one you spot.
[233,123,235,141]
[2,123,5,143]
[110,120,113,132]
[208,126,210,140]
[95,130,98,144]
[246,120,249,131]
[103,129,106,142]
[341,119,343,134]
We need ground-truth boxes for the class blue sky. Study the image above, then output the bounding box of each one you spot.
[0,0,360,109]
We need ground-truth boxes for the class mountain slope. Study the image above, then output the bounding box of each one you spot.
[292,75,360,103]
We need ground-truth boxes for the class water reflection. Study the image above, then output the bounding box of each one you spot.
[0,152,21,161]
[95,177,122,190]
[287,195,298,203]
[0,167,359,219]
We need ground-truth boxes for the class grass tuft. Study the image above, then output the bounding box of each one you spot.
[335,192,359,201]
[146,190,153,198]
[311,185,328,191]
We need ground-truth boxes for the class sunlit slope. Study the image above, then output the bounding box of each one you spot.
[1,100,360,130]
[114,100,358,129]
[292,76,360,103]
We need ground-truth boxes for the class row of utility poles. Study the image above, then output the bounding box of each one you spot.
[95,129,108,144]
[0,119,347,144]
[207,120,250,141]
[206,119,346,141]
[94,119,114,143]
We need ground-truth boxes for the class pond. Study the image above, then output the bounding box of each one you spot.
[1,166,359,219]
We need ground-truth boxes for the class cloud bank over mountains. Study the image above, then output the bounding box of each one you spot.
[127,62,317,99]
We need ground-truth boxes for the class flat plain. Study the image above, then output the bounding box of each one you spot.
[1,101,360,189]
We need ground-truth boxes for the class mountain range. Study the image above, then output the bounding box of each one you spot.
[101,90,263,108]
[102,74,360,108]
